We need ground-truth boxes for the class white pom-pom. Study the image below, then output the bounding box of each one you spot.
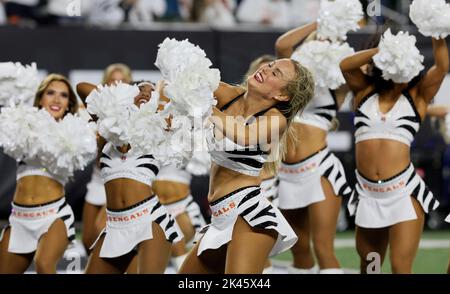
[164,68,219,118]
[410,0,450,39]
[85,82,139,147]
[155,112,194,168]
[155,38,220,118]
[155,38,210,81]
[127,92,169,157]
[292,40,354,89]
[0,105,53,160]
[445,213,450,223]
[373,29,424,83]
[317,0,363,42]
[39,114,97,178]
[0,62,40,106]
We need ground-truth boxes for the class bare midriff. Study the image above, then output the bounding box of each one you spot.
[356,139,410,181]
[14,176,64,206]
[208,163,261,203]
[152,180,190,204]
[105,178,153,210]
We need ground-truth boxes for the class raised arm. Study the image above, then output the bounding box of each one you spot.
[334,84,351,110]
[340,48,378,95]
[76,82,97,104]
[275,22,318,58]
[416,38,449,104]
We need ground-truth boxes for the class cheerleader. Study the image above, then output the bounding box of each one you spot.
[274,22,354,274]
[340,30,448,273]
[243,55,279,208]
[243,55,279,274]
[179,58,315,274]
[80,81,183,274]
[0,74,84,273]
[81,63,133,252]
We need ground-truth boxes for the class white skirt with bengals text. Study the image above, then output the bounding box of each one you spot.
[0,197,75,254]
[91,196,183,258]
[197,186,297,257]
[348,163,439,228]
[278,147,352,210]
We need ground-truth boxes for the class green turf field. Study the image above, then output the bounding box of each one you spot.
[273,231,450,274]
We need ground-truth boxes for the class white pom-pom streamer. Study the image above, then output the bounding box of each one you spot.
[155,38,220,118]
[373,29,424,83]
[155,38,211,81]
[156,112,195,168]
[39,114,97,178]
[0,62,40,106]
[317,0,363,42]
[292,40,354,89]
[0,105,53,160]
[410,0,450,39]
[127,91,169,158]
[85,82,139,147]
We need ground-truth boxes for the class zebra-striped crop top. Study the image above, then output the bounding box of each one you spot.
[294,87,337,131]
[354,89,421,147]
[207,93,271,177]
[100,142,160,186]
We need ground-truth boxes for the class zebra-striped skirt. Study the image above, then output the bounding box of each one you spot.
[0,197,75,254]
[197,186,297,257]
[348,163,439,228]
[164,194,206,233]
[91,195,183,258]
[278,147,352,209]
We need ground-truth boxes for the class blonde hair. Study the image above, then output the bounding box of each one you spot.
[264,59,315,175]
[34,74,78,115]
[278,59,315,123]
[102,63,133,85]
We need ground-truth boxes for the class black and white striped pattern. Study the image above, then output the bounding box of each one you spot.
[278,147,352,208]
[206,92,271,177]
[100,142,159,185]
[355,89,421,146]
[294,88,337,131]
[319,151,352,198]
[4,197,75,254]
[58,199,76,242]
[185,195,206,231]
[409,172,439,214]
[238,188,280,230]
[150,198,183,243]
[92,196,183,258]
[197,186,297,257]
[348,164,439,227]
[207,131,270,177]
